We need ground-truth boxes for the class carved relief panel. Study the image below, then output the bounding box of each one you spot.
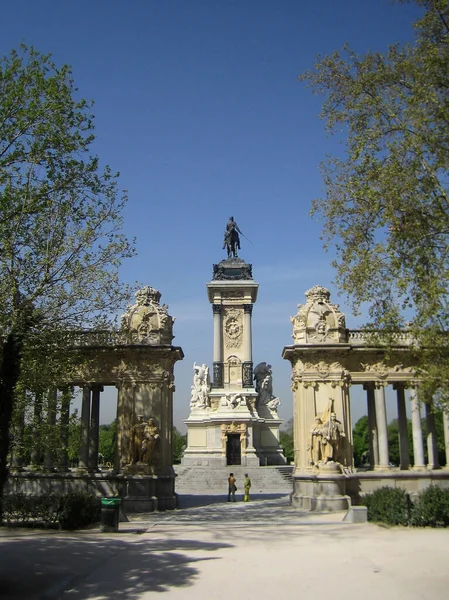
[223,307,243,349]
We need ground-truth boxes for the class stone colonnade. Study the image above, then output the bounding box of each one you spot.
[5,286,184,513]
[283,285,449,509]
[363,382,445,470]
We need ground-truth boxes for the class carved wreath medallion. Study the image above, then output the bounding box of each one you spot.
[224,308,243,348]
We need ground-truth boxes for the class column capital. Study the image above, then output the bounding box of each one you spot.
[243,304,253,315]
[392,382,405,391]
[363,382,375,391]
[212,303,222,315]
[374,381,388,389]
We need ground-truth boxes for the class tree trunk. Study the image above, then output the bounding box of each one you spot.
[0,331,23,522]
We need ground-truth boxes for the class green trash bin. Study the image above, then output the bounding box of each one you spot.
[100,497,121,532]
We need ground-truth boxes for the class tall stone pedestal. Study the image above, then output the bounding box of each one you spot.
[182,257,286,467]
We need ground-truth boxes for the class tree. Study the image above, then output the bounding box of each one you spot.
[172,427,187,464]
[0,46,135,513]
[352,416,370,467]
[99,421,117,466]
[300,1,449,404]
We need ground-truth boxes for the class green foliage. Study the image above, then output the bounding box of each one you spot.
[387,418,415,466]
[410,485,449,527]
[363,484,449,527]
[352,416,369,467]
[300,1,449,404]
[1,492,99,529]
[68,411,82,465]
[57,493,99,530]
[0,44,136,501]
[280,431,294,463]
[173,427,187,464]
[99,421,117,466]
[362,486,412,525]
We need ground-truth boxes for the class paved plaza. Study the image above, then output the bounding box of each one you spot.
[1,493,449,599]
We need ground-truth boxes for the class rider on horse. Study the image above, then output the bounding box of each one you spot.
[223,216,242,258]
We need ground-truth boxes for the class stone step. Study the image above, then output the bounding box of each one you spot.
[174,466,293,493]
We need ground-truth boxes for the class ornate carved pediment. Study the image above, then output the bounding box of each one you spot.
[361,361,389,378]
[120,286,174,344]
[291,285,347,344]
[221,421,247,434]
[294,360,344,379]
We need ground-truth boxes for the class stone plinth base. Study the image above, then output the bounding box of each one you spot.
[343,506,368,523]
[291,463,351,512]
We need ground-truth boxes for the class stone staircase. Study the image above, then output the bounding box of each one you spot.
[173,465,294,494]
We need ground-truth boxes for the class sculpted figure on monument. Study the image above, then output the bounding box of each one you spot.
[224,392,244,409]
[321,412,346,464]
[253,362,281,412]
[307,417,324,467]
[190,362,210,409]
[223,216,242,258]
[129,415,146,464]
[141,417,161,465]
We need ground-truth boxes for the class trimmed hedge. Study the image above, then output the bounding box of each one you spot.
[362,485,449,527]
[1,492,100,530]
[363,486,411,526]
[410,486,449,528]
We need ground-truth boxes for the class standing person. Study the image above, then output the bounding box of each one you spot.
[244,473,251,502]
[228,472,237,502]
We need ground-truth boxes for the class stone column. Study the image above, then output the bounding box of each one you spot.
[443,410,449,468]
[394,384,410,470]
[58,388,71,471]
[374,383,390,469]
[88,384,102,472]
[365,383,379,469]
[410,387,426,469]
[242,304,253,387]
[116,382,136,472]
[425,402,440,470]
[212,304,223,387]
[44,389,58,472]
[10,407,25,472]
[78,385,91,471]
[30,393,43,470]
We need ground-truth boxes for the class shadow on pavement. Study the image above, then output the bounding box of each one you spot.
[0,532,233,599]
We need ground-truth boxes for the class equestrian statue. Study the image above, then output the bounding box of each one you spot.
[223,216,243,258]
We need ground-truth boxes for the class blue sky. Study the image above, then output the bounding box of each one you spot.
[1,0,423,429]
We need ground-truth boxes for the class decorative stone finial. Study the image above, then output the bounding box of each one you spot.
[305,285,331,303]
[120,286,174,344]
[291,285,347,344]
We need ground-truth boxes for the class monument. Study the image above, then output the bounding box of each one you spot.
[182,218,286,466]
[4,285,184,512]
[283,285,449,511]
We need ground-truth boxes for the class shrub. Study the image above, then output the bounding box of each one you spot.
[57,493,100,530]
[1,492,100,529]
[410,486,449,528]
[362,486,411,526]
